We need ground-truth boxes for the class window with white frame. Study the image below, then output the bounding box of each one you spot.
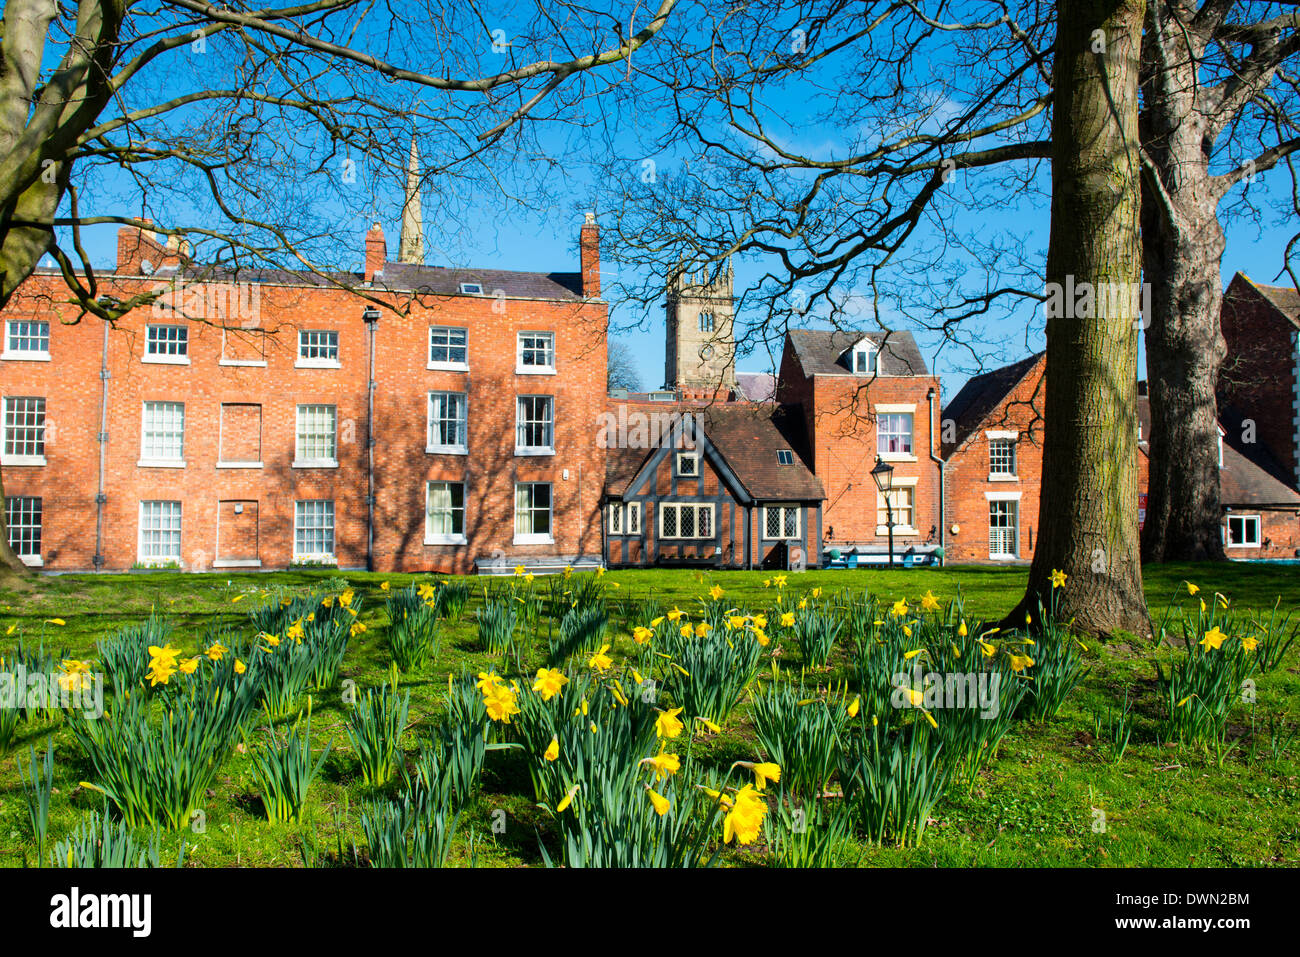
[2,396,45,463]
[145,324,188,360]
[776,449,794,465]
[763,504,801,540]
[294,500,335,559]
[517,332,555,373]
[139,500,182,564]
[298,330,339,365]
[1226,514,1261,547]
[989,438,1017,477]
[426,481,466,543]
[141,401,185,464]
[5,496,41,563]
[659,502,714,539]
[877,412,913,456]
[295,404,337,465]
[427,392,468,453]
[989,500,1019,559]
[514,483,552,542]
[676,452,699,477]
[429,326,468,368]
[698,312,715,333]
[515,395,554,454]
[876,486,915,532]
[853,342,878,374]
[608,501,642,535]
[5,320,50,358]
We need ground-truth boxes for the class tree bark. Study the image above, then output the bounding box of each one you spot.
[1012,0,1152,637]
[1137,2,1229,562]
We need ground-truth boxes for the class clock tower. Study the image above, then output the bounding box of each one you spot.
[664,261,737,398]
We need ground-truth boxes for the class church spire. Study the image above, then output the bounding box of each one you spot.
[398,135,424,265]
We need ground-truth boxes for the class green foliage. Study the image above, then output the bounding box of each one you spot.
[361,784,460,868]
[749,678,848,799]
[18,737,55,864]
[51,802,183,868]
[384,585,441,671]
[478,599,519,658]
[792,607,843,667]
[548,604,607,664]
[97,614,171,695]
[839,721,950,847]
[663,627,763,723]
[345,682,411,787]
[68,655,259,829]
[247,699,332,823]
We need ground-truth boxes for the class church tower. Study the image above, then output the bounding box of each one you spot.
[664,261,736,398]
[398,135,424,265]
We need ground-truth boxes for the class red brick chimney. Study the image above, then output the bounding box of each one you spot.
[116,220,165,275]
[365,223,387,282]
[580,212,600,298]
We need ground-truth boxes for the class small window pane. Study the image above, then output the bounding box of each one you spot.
[140,501,182,562]
[5,496,41,557]
[430,327,468,365]
[146,325,188,356]
[299,330,339,361]
[296,404,337,461]
[142,401,185,460]
[295,500,335,557]
[6,320,49,353]
[3,397,45,458]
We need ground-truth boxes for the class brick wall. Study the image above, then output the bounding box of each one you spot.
[1219,275,1299,484]
[0,223,607,575]
[809,374,943,549]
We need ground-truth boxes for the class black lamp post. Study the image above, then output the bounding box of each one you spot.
[871,456,896,567]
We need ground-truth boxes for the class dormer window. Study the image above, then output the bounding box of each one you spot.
[853,341,878,374]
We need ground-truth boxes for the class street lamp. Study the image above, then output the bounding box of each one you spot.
[871,456,896,567]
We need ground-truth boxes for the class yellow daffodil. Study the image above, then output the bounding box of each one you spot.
[380,581,390,591]
[667,607,684,622]
[556,785,579,813]
[709,584,724,600]
[1241,633,1259,653]
[179,657,201,674]
[780,612,795,627]
[723,785,767,845]
[1185,581,1199,596]
[641,750,682,781]
[920,590,941,612]
[206,641,227,661]
[647,787,671,816]
[847,695,861,717]
[146,659,175,686]
[532,667,569,700]
[655,707,685,739]
[695,716,722,734]
[1199,626,1226,651]
[234,659,246,674]
[1049,569,1068,589]
[588,644,613,672]
[694,621,711,638]
[958,619,968,637]
[484,686,521,723]
[544,737,559,762]
[891,598,909,618]
[1008,653,1033,672]
[633,626,654,644]
[751,762,781,790]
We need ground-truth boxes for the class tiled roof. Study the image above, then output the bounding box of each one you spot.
[604,401,824,501]
[1233,273,1300,328]
[786,328,928,377]
[941,352,1045,455]
[735,372,776,402]
[38,261,585,300]
[1139,396,1300,507]
[375,263,583,300]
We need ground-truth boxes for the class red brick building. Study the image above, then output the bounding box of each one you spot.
[776,330,943,561]
[1,216,607,574]
[940,319,1300,564]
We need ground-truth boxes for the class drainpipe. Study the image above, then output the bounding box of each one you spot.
[93,299,113,572]
[927,386,945,563]
[362,307,380,572]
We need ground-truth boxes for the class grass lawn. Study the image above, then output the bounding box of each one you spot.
[1,561,1297,868]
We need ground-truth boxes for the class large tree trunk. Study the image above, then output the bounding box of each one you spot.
[1012,0,1151,637]
[1137,1,1227,562]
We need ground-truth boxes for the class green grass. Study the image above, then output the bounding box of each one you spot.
[1,562,1297,867]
